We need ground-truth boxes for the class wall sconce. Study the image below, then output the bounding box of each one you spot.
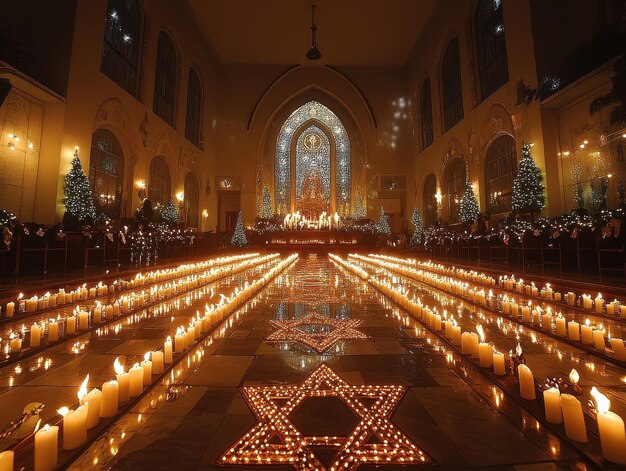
[136,180,146,201]
[435,190,443,208]
[176,191,184,203]
[202,209,209,218]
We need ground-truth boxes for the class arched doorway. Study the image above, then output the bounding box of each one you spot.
[89,128,124,220]
[484,135,517,214]
[274,100,351,216]
[423,174,437,226]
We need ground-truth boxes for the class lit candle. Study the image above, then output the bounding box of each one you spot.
[152,350,164,375]
[561,394,587,442]
[567,292,575,305]
[30,323,42,348]
[556,315,566,336]
[48,318,59,342]
[5,302,14,318]
[583,294,592,310]
[595,293,604,313]
[100,380,119,418]
[493,350,505,375]
[25,297,37,312]
[568,320,580,341]
[80,382,102,429]
[175,328,185,353]
[9,333,22,353]
[34,424,58,471]
[581,319,593,345]
[0,451,14,471]
[78,310,89,330]
[476,325,492,368]
[591,387,626,464]
[164,336,173,363]
[518,364,536,400]
[114,357,130,403]
[129,363,144,397]
[58,289,65,304]
[65,315,76,335]
[521,303,531,322]
[141,352,152,384]
[543,387,562,423]
[58,403,88,450]
[93,305,102,324]
[610,338,626,361]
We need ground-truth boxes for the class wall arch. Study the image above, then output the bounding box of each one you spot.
[433,28,462,136]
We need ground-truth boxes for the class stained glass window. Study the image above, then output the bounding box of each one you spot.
[274,101,351,215]
[89,129,124,219]
[153,32,177,127]
[476,0,509,100]
[148,156,171,208]
[441,39,464,132]
[295,126,331,215]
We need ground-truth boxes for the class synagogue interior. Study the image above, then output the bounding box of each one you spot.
[0,1,626,470]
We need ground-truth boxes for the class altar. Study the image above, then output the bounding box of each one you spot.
[251,229,376,248]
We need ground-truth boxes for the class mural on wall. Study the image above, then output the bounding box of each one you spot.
[0,89,44,221]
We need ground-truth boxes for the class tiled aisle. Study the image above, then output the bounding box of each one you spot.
[73,254,591,470]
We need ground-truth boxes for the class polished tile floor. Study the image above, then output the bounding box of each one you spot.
[55,253,611,470]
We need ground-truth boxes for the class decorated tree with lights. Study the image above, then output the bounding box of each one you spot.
[161,199,179,225]
[512,143,545,216]
[459,177,479,223]
[353,192,366,219]
[410,207,424,245]
[376,206,391,234]
[261,187,273,219]
[63,149,97,229]
[231,212,248,246]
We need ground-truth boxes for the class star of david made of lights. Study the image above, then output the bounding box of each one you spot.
[220,364,431,470]
[267,313,367,353]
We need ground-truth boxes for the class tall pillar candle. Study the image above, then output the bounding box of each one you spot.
[141,353,152,384]
[78,310,89,330]
[561,394,587,442]
[129,363,144,397]
[593,329,605,351]
[152,350,164,375]
[479,342,493,367]
[34,424,58,471]
[596,408,626,464]
[568,321,580,341]
[80,388,102,429]
[60,405,88,449]
[164,337,173,364]
[581,322,593,345]
[610,338,626,361]
[100,380,119,418]
[556,317,567,336]
[66,316,76,335]
[518,364,536,400]
[493,351,505,375]
[48,320,59,342]
[0,451,13,471]
[543,388,562,423]
[30,323,42,348]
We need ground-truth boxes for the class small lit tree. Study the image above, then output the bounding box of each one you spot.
[231,212,248,246]
[63,148,97,229]
[459,177,479,223]
[353,192,367,219]
[161,199,179,225]
[376,206,391,234]
[512,143,545,216]
[410,207,424,245]
[261,187,273,219]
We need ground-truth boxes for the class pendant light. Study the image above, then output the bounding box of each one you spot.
[306,5,322,61]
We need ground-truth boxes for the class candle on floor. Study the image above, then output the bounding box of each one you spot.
[34,424,58,471]
[58,404,88,450]
[610,338,626,361]
[568,320,580,341]
[141,352,152,384]
[561,394,587,442]
[9,333,22,353]
[25,297,37,312]
[164,336,173,363]
[595,293,604,313]
[78,310,89,330]
[593,327,605,351]
[5,301,14,318]
[80,383,102,429]
[581,319,593,345]
[0,451,14,471]
[451,321,462,346]
[175,328,185,353]
[555,315,566,336]
[476,325,492,368]
[518,364,536,400]
[66,315,76,335]
[48,318,59,342]
[129,363,144,397]
[30,322,42,348]
[152,350,164,375]
[114,357,130,403]
[93,304,102,324]
[591,387,626,464]
[57,289,65,304]
[493,349,505,375]
[100,380,119,418]
[582,294,592,310]
[543,387,562,423]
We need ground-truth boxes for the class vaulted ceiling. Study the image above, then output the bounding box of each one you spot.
[185,0,438,67]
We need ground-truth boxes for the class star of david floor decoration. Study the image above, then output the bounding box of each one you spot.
[266,313,368,353]
[219,364,431,470]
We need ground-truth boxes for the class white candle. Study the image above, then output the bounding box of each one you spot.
[561,394,587,442]
[568,320,580,341]
[593,329,605,350]
[164,337,173,363]
[81,388,102,429]
[48,320,59,342]
[34,424,58,471]
[5,302,14,317]
[66,316,76,335]
[0,451,14,471]
[591,387,626,464]
[611,338,626,361]
[595,293,604,313]
[9,334,22,353]
[543,388,562,423]
[58,289,65,304]
[59,405,88,449]
[30,323,42,348]
[556,316,566,336]
[493,351,505,375]
[152,350,164,375]
[78,310,89,330]
[175,330,185,353]
[567,292,575,305]
[25,298,37,312]
[129,363,144,397]
[583,295,592,310]
[100,380,119,418]
[141,353,152,384]
[581,321,593,345]
[479,342,492,367]
[518,364,536,400]
[114,358,130,403]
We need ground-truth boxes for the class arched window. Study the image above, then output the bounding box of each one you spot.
[148,156,171,208]
[153,32,177,126]
[423,174,438,226]
[441,38,464,132]
[445,159,466,223]
[476,0,509,100]
[419,77,433,150]
[185,68,202,148]
[101,0,140,96]
[484,135,517,214]
[89,129,124,220]
[184,172,199,228]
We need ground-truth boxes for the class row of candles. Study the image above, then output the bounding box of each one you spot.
[1,253,261,318]
[0,253,298,471]
[374,254,626,318]
[282,211,342,230]
[2,254,281,358]
[357,254,626,363]
[338,254,626,465]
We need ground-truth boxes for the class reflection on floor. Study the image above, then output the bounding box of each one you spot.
[56,253,613,470]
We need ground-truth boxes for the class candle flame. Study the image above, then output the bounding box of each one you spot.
[78,374,89,401]
[33,418,42,433]
[114,357,124,375]
[144,352,151,362]
[596,292,602,300]
[166,336,172,343]
[17,292,23,300]
[475,324,485,342]
[57,406,69,417]
[516,342,523,357]
[590,386,610,414]
[585,318,590,327]
[569,368,579,385]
